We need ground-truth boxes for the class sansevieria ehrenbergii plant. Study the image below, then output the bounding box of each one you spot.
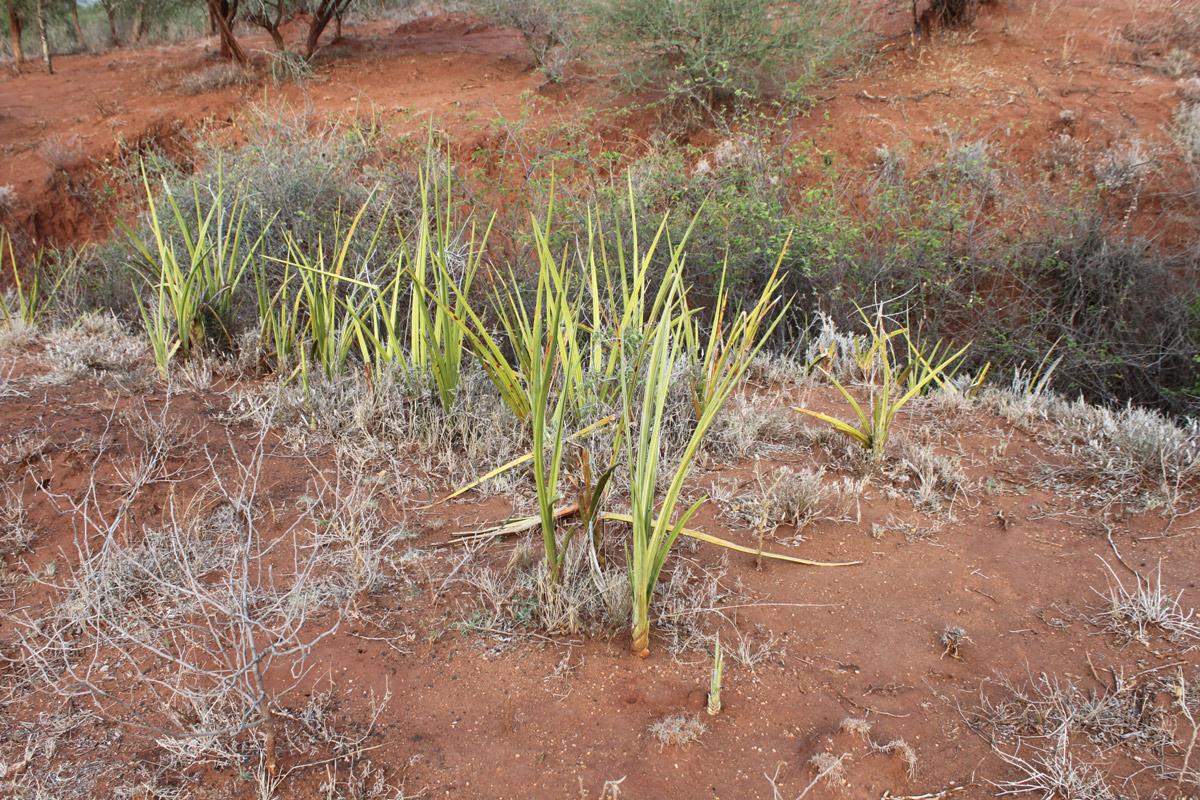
[707,633,723,715]
[622,263,786,657]
[796,307,968,459]
[125,164,268,374]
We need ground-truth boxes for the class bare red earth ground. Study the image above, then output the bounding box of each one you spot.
[0,1,1193,246]
[1,1,1198,799]
[0,342,1197,799]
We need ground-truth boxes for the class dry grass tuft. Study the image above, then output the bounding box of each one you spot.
[839,717,871,739]
[178,62,257,96]
[1092,560,1200,648]
[43,312,144,383]
[650,713,706,749]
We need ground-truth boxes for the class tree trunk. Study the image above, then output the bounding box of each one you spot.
[35,0,49,73]
[302,0,347,58]
[208,0,248,64]
[70,0,86,48]
[132,0,145,42]
[7,3,23,68]
[248,3,285,51]
[103,0,119,47]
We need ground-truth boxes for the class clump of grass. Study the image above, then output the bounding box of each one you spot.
[839,717,871,739]
[1092,560,1200,648]
[650,712,706,749]
[899,441,965,514]
[807,751,848,786]
[735,466,833,535]
[178,62,257,95]
[706,394,795,459]
[1044,399,1200,503]
[43,312,144,382]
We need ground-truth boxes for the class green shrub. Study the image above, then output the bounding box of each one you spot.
[591,0,868,102]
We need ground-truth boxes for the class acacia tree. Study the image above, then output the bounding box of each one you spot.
[300,0,352,57]
[67,0,85,47]
[244,0,286,50]
[227,0,352,59]
[97,0,121,45]
[208,0,248,63]
[6,0,24,67]
[34,0,48,71]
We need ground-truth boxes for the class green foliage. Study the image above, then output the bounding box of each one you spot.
[797,310,968,458]
[124,167,266,374]
[707,634,723,715]
[591,0,868,102]
[623,262,784,656]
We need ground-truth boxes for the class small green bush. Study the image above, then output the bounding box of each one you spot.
[592,0,868,102]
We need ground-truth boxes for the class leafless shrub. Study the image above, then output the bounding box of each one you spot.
[1094,141,1153,191]
[8,438,340,775]
[975,671,1174,750]
[0,184,16,213]
[656,560,729,657]
[305,471,414,603]
[947,139,1001,199]
[994,731,1118,800]
[268,49,317,87]
[875,145,909,186]
[1092,560,1200,648]
[650,712,705,749]
[467,0,581,74]
[1173,99,1200,166]
[1043,133,1086,174]
[36,136,85,174]
[0,428,51,478]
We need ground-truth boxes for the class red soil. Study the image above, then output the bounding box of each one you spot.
[1,2,1198,799]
